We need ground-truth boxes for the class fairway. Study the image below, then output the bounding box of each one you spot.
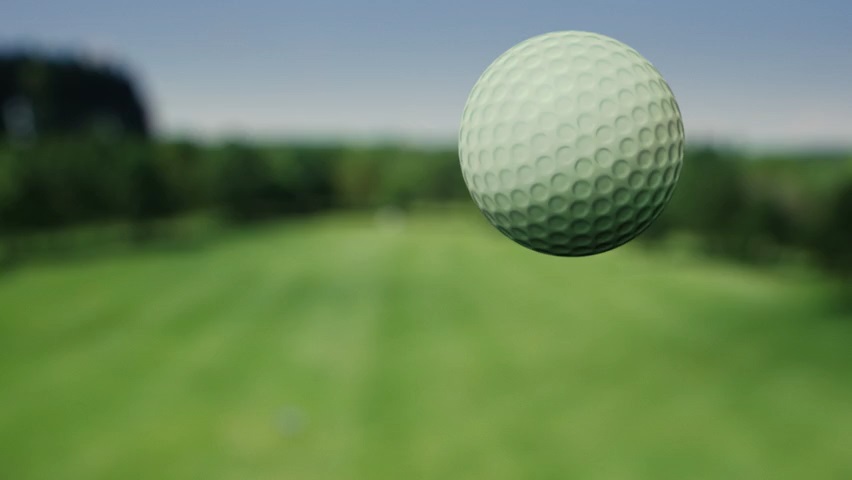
[1,211,851,479]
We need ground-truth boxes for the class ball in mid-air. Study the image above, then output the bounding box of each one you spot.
[459,31,684,256]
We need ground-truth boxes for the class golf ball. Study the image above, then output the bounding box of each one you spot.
[459,31,684,256]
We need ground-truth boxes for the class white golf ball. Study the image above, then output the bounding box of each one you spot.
[459,31,684,256]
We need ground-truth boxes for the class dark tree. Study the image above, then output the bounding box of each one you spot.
[812,182,852,277]
[0,51,150,139]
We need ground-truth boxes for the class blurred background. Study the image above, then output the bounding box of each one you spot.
[1,1,851,478]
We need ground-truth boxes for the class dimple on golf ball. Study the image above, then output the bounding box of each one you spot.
[459,31,684,256]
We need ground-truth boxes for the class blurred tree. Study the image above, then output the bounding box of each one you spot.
[157,141,214,211]
[333,148,381,208]
[218,144,278,221]
[653,148,749,256]
[289,146,337,212]
[0,52,149,139]
[129,144,178,241]
[812,181,852,277]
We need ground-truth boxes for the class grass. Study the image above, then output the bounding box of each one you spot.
[0,209,850,479]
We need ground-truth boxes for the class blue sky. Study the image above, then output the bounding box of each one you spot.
[3,0,851,146]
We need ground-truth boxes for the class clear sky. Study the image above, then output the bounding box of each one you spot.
[4,0,851,147]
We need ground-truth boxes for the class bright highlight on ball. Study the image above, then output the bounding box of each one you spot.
[459,31,684,256]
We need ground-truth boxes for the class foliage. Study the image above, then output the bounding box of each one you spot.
[0,138,850,276]
[647,148,852,271]
[0,51,149,139]
[810,181,852,277]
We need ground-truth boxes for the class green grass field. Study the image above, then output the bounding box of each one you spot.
[1,210,851,479]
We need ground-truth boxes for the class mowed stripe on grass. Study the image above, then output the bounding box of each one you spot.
[0,211,851,480]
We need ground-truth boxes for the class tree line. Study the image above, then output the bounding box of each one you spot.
[0,139,468,229]
[645,148,852,276]
[0,138,850,276]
